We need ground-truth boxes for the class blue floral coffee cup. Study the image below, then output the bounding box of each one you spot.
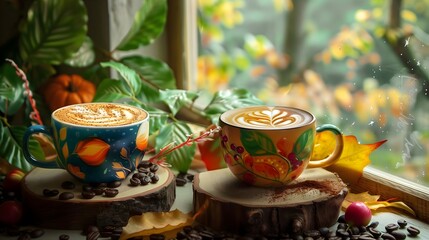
[22,102,150,183]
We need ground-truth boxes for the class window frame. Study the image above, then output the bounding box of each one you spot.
[165,0,429,224]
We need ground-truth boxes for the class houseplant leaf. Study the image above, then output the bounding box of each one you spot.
[116,0,167,50]
[0,124,44,172]
[64,36,95,67]
[19,0,87,64]
[0,64,24,115]
[100,61,142,98]
[159,89,198,116]
[121,55,176,90]
[204,88,264,124]
[93,78,131,102]
[155,122,195,173]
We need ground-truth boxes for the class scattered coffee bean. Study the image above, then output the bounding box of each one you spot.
[86,230,100,240]
[176,177,187,186]
[61,181,75,190]
[129,177,141,186]
[133,172,144,180]
[349,226,360,235]
[150,233,165,240]
[141,176,151,185]
[337,214,346,223]
[318,227,330,237]
[30,228,45,238]
[397,219,407,228]
[147,172,155,178]
[42,189,59,197]
[391,230,406,240]
[107,181,122,188]
[337,223,347,230]
[186,174,194,182]
[138,167,149,173]
[92,187,105,195]
[81,191,96,199]
[58,191,74,200]
[104,188,119,197]
[367,227,381,238]
[380,233,396,240]
[406,225,420,236]
[138,160,152,168]
[151,175,159,183]
[367,221,379,229]
[59,234,70,240]
[385,223,399,233]
[149,164,159,172]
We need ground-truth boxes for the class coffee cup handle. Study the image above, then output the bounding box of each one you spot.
[22,125,59,169]
[307,124,344,168]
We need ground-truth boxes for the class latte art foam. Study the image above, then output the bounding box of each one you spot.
[53,103,148,127]
[221,106,314,129]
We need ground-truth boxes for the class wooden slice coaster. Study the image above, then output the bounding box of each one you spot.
[193,167,348,235]
[21,166,175,230]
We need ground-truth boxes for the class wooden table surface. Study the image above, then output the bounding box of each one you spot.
[2,173,428,239]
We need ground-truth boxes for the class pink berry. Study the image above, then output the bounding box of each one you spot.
[345,202,372,227]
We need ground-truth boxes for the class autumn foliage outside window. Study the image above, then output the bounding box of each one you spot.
[196,0,429,185]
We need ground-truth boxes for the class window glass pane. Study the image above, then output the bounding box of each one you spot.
[196,0,429,185]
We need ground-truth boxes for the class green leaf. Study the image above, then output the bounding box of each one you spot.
[155,122,195,173]
[19,0,88,64]
[204,88,264,124]
[240,130,277,156]
[100,61,142,97]
[0,123,43,172]
[147,109,169,133]
[93,78,131,102]
[293,129,314,160]
[159,89,198,116]
[121,55,176,89]
[64,36,95,67]
[116,0,167,51]
[0,64,25,115]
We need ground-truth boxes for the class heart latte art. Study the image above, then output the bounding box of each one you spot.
[221,106,314,129]
[53,103,148,127]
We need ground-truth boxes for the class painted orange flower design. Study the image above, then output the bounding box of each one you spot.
[75,138,110,166]
[136,122,149,151]
[67,164,85,179]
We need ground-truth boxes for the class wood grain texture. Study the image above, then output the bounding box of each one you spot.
[21,167,176,230]
[193,168,348,235]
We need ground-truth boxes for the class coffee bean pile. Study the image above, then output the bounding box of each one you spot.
[83,224,123,240]
[120,216,420,240]
[129,161,161,186]
[42,179,123,200]
[175,172,194,187]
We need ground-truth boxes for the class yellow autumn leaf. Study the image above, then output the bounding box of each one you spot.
[342,192,415,216]
[120,209,193,240]
[312,132,387,185]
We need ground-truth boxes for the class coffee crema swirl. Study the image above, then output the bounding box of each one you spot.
[53,103,148,127]
[221,106,313,129]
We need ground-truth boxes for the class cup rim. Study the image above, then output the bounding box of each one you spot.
[219,105,315,130]
[51,102,149,128]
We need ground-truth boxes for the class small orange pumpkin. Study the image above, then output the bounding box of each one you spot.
[44,74,96,111]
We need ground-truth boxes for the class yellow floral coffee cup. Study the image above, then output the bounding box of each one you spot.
[219,106,344,187]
